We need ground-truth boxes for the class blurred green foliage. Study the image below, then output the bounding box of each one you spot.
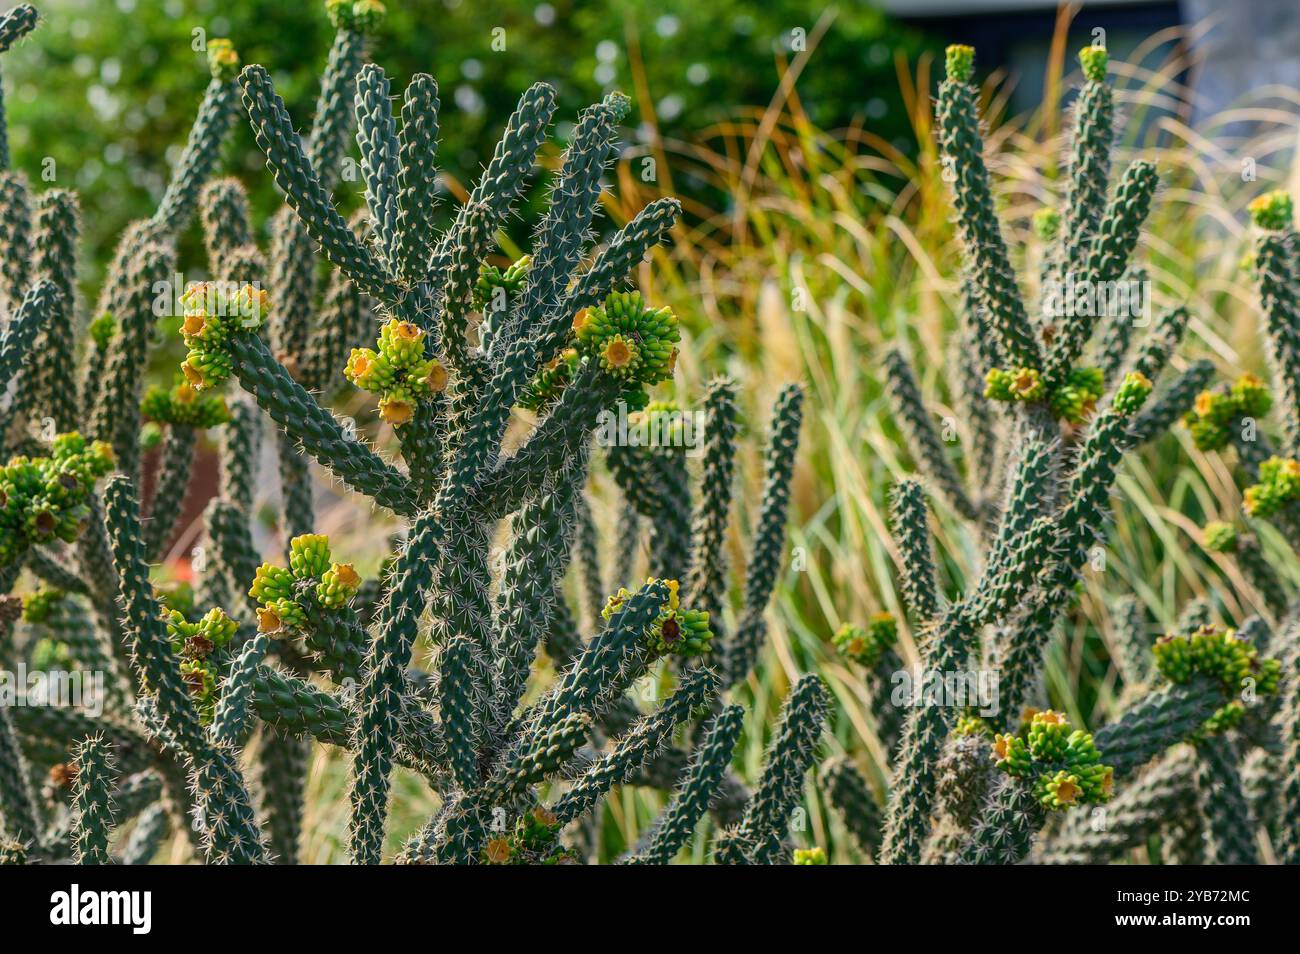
[3,0,930,279]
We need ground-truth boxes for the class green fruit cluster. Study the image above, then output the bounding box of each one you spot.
[21,585,66,624]
[250,533,362,634]
[518,347,579,412]
[1200,520,1238,553]
[0,433,115,566]
[1247,189,1294,231]
[1154,623,1281,697]
[141,378,231,429]
[793,847,827,865]
[345,318,448,425]
[325,0,387,32]
[205,38,240,83]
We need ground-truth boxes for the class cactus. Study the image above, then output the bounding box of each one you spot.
[0,3,821,867]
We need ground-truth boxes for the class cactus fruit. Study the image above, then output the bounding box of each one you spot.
[0,2,820,868]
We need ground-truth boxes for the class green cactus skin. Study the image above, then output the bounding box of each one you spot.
[143,426,198,561]
[0,170,31,314]
[1109,595,1152,687]
[89,243,176,480]
[1276,635,1300,865]
[226,332,417,514]
[239,66,395,302]
[29,190,81,433]
[954,775,1045,864]
[0,4,853,871]
[1094,266,1144,385]
[103,477,268,864]
[70,735,118,865]
[0,280,58,426]
[1093,680,1221,778]
[1043,159,1158,390]
[257,728,310,865]
[1127,305,1192,384]
[0,5,37,170]
[1058,46,1114,279]
[554,667,718,826]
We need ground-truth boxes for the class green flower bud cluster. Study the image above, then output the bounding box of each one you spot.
[158,580,197,618]
[0,433,115,566]
[1111,371,1154,416]
[206,38,240,82]
[793,847,827,865]
[945,44,975,83]
[1243,456,1300,518]
[574,291,680,391]
[1200,521,1238,554]
[325,0,387,32]
[984,365,1105,424]
[1154,623,1281,698]
[1247,190,1294,231]
[473,254,531,313]
[832,613,898,667]
[602,578,714,658]
[179,282,271,391]
[89,312,116,351]
[344,319,448,426]
[1078,45,1108,83]
[1153,623,1281,736]
[993,710,1113,811]
[1182,373,1272,451]
[21,585,66,624]
[141,378,231,429]
[482,806,578,866]
[31,636,73,671]
[165,607,238,724]
[985,366,1044,403]
[139,424,164,451]
[250,533,361,634]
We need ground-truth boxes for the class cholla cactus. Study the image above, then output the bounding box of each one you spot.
[0,2,817,868]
